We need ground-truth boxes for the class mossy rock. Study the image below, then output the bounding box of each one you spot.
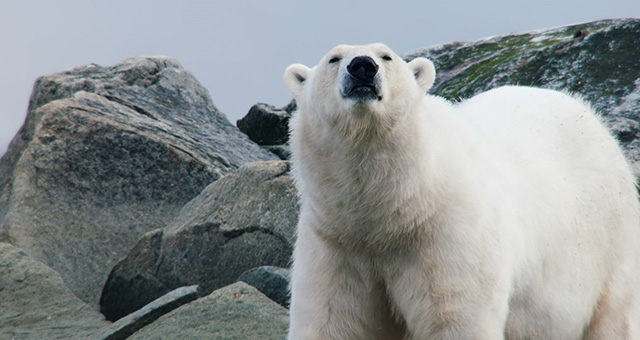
[406,19,640,116]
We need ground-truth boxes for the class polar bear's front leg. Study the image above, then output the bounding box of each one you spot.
[386,249,511,340]
[288,226,404,340]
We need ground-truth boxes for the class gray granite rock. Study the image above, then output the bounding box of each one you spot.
[94,285,198,340]
[100,160,298,321]
[265,144,292,160]
[0,57,277,308]
[127,282,289,340]
[239,266,291,308]
[0,242,109,340]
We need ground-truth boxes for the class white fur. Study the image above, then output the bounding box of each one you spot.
[284,43,640,340]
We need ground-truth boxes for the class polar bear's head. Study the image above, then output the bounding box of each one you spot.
[284,43,435,144]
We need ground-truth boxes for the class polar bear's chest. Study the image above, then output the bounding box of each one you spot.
[304,159,437,252]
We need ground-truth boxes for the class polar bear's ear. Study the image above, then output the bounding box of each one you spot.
[408,58,436,93]
[284,64,311,98]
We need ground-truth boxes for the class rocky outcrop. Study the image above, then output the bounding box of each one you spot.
[126,282,289,340]
[0,242,109,340]
[0,57,278,308]
[100,160,298,321]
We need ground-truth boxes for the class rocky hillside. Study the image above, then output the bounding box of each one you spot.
[1,18,639,339]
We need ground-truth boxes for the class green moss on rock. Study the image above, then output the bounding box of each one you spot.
[406,19,640,116]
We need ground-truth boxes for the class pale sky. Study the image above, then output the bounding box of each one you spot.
[1,1,639,156]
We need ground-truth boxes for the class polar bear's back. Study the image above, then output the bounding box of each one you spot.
[456,86,632,190]
[458,86,612,154]
[455,85,638,248]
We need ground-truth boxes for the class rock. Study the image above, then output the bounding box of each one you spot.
[126,282,289,340]
[99,229,170,321]
[281,99,298,114]
[239,266,291,308]
[0,242,109,340]
[237,100,296,145]
[0,56,278,308]
[94,285,198,340]
[604,116,640,143]
[404,18,640,171]
[264,144,292,160]
[100,160,298,321]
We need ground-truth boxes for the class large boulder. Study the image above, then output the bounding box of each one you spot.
[404,18,640,172]
[126,282,289,340]
[0,57,278,307]
[0,242,109,339]
[100,160,298,321]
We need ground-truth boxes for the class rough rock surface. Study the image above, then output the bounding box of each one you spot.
[239,266,291,308]
[100,160,298,321]
[127,282,289,340]
[264,144,292,160]
[94,285,198,340]
[0,56,278,308]
[405,18,640,172]
[0,242,109,340]
[237,100,296,145]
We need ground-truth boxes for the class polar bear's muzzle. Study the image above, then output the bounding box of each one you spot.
[341,56,382,101]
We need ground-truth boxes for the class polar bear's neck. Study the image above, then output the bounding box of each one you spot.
[292,96,473,253]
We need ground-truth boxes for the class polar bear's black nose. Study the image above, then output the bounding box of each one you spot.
[347,56,379,82]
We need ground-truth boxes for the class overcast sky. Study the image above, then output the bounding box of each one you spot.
[1,1,639,157]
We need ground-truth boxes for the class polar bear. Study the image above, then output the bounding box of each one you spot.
[283,43,640,340]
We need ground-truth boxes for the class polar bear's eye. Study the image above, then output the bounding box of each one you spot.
[381,55,393,61]
[329,56,341,64]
